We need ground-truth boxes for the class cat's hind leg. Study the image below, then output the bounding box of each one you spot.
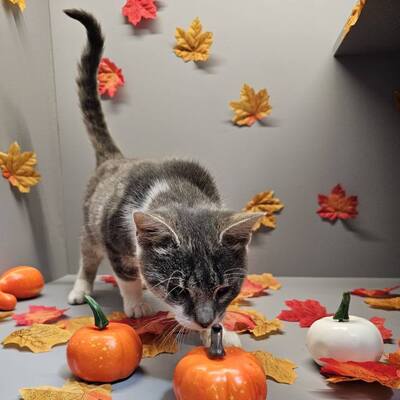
[68,237,104,305]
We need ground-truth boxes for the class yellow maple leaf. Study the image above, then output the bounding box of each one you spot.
[0,142,41,193]
[342,0,366,38]
[0,311,13,321]
[7,0,25,11]
[2,323,71,353]
[174,17,213,62]
[248,273,282,291]
[243,190,284,231]
[20,379,112,400]
[56,316,94,335]
[230,84,272,126]
[142,333,179,358]
[252,350,297,384]
[364,297,400,310]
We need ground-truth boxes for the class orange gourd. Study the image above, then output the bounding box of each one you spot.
[173,325,267,400]
[0,266,44,299]
[0,291,17,311]
[67,295,142,383]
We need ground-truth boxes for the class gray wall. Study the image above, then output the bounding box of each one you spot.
[49,0,400,277]
[0,0,68,279]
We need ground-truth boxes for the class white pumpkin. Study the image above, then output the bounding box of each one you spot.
[306,293,384,366]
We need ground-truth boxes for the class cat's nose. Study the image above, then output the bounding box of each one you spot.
[195,305,215,328]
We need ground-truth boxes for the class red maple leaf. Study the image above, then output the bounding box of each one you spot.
[239,278,266,298]
[320,358,400,389]
[223,309,257,332]
[277,299,331,327]
[369,317,392,341]
[317,184,358,221]
[122,0,157,26]
[99,275,118,287]
[97,58,125,98]
[13,305,68,326]
[351,285,400,298]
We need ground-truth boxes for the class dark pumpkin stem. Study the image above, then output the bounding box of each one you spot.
[208,324,225,359]
[85,295,109,330]
[333,292,351,322]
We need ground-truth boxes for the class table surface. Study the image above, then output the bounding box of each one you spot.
[0,275,399,400]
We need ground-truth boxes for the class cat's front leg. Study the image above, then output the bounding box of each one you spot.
[200,325,242,348]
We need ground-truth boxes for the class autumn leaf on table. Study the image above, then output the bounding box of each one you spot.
[351,285,400,298]
[277,299,331,328]
[122,0,157,26]
[321,358,400,389]
[0,311,13,321]
[230,84,272,127]
[7,0,25,12]
[2,323,71,352]
[98,58,125,98]
[174,17,213,62]
[243,191,284,231]
[13,305,68,326]
[141,333,179,358]
[0,142,41,193]
[99,274,118,287]
[369,317,392,341]
[57,316,94,335]
[364,297,400,310]
[223,305,282,337]
[20,379,112,400]
[252,351,297,384]
[317,184,358,221]
[342,0,366,38]
[234,273,282,303]
[386,341,400,366]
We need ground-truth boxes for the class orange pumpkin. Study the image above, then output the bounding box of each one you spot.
[0,266,44,299]
[173,325,267,400]
[67,295,142,383]
[0,291,17,311]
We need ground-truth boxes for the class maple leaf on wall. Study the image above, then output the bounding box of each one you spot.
[7,0,25,12]
[317,184,358,221]
[229,84,272,126]
[98,58,125,98]
[174,17,213,62]
[122,0,157,27]
[0,142,41,193]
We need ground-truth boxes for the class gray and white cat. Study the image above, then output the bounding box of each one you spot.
[65,10,263,346]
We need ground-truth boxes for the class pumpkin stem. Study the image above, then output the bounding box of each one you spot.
[208,324,225,359]
[333,292,350,322]
[85,295,109,330]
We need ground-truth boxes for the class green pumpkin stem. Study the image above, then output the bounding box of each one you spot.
[208,324,226,359]
[333,292,351,322]
[85,295,109,330]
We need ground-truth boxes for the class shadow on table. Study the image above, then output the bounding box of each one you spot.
[162,388,175,400]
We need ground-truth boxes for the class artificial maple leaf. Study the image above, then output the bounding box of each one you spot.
[57,316,94,335]
[247,273,282,291]
[99,274,118,287]
[20,379,112,400]
[2,323,71,352]
[320,358,400,389]
[252,350,297,384]
[13,305,68,326]
[7,0,25,12]
[277,299,331,328]
[364,297,400,310]
[98,58,125,98]
[0,311,13,321]
[223,305,282,337]
[317,184,358,221]
[0,142,41,193]
[342,0,366,37]
[141,333,179,358]
[174,17,213,62]
[234,273,282,303]
[243,190,284,231]
[230,84,272,127]
[369,317,392,341]
[351,285,400,298]
[386,344,400,366]
[122,0,157,26]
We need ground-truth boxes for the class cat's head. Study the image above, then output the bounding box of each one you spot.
[133,208,263,331]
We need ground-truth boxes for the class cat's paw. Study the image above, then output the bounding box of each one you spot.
[123,301,153,318]
[200,327,242,348]
[67,279,93,305]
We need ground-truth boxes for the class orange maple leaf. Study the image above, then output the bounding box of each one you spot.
[13,306,68,326]
[98,58,125,98]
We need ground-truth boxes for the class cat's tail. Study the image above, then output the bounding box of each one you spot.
[64,9,123,166]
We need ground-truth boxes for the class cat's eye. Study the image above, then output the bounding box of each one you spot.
[215,286,231,300]
[169,287,190,303]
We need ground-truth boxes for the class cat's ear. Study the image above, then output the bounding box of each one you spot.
[220,212,265,250]
[133,211,180,248]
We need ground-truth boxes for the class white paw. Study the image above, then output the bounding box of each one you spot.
[68,279,93,305]
[124,301,153,318]
[200,327,242,348]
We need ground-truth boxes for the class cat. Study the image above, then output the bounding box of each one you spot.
[64,9,263,346]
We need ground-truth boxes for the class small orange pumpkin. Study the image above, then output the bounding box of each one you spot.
[0,266,44,299]
[173,325,267,400]
[0,291,17,311]
[67,295,142,383]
